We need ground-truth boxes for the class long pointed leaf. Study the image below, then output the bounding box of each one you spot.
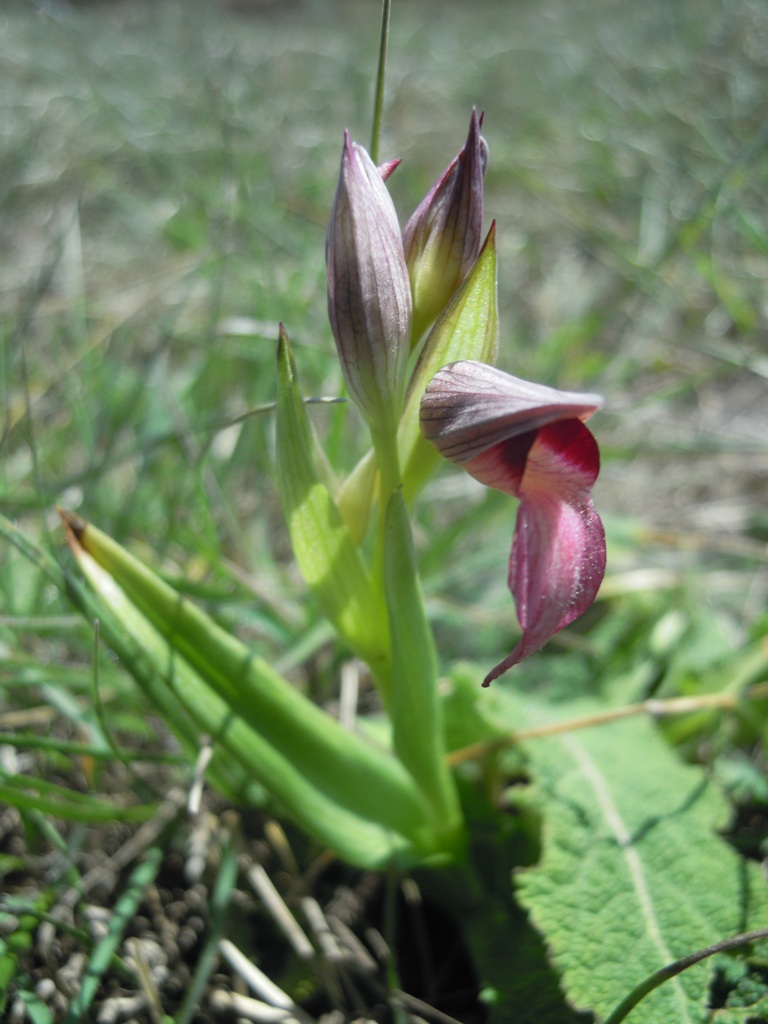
[61,515,439,865]
[75,543,426,866]
[275,325,390,672]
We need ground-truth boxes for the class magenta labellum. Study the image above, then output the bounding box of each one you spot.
[420,360,606,684]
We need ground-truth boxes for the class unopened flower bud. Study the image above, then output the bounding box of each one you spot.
[403,108,488,342]
[326,133,412,431]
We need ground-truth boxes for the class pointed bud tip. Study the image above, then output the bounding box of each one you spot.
[276,321,289,358]
[378,158,401,182]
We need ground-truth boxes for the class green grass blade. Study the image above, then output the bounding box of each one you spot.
[0,892,55,1018]
[174,833,238,1024]
[64,843,166,1024]
[0,732,185,764]
[0,772,154,824]
[15,990,54,1024]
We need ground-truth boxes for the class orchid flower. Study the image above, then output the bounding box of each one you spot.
[403,108,488,343]
[420,360,606,685]
[326,132,412,433]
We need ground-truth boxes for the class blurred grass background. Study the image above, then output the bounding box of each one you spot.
[2,0,768,741]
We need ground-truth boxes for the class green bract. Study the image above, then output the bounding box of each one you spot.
[401,222,500,502]
[403,107,488,344]
[275,325,389,673]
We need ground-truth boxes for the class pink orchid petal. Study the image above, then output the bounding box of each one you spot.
[466,420,605,684]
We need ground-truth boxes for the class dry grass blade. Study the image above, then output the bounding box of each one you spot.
[209,988,315,1023]
[219,938,313,1020]
[247,862,315,960]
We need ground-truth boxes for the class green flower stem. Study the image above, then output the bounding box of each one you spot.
[367,420,404,711]
[368,424,464,853]
[384,490,464,853]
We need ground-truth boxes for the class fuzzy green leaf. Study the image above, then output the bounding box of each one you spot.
[514,709,768,1023]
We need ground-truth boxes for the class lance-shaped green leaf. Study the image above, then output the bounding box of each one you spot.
[71,547,419,867]
[275,324,389,671]
[400,223,499,503]
[59,511,440,866]
[384,489,464,854]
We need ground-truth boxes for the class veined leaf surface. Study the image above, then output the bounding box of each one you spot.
[514,709,768,1023]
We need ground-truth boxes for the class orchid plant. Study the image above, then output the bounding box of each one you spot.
[56,103,606,871]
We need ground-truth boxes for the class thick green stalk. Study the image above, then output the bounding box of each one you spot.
[366,420,404,711]
[384,490,464,854]
[368,423,464,853]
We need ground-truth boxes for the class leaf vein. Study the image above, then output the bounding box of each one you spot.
[562,733,694,1023]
